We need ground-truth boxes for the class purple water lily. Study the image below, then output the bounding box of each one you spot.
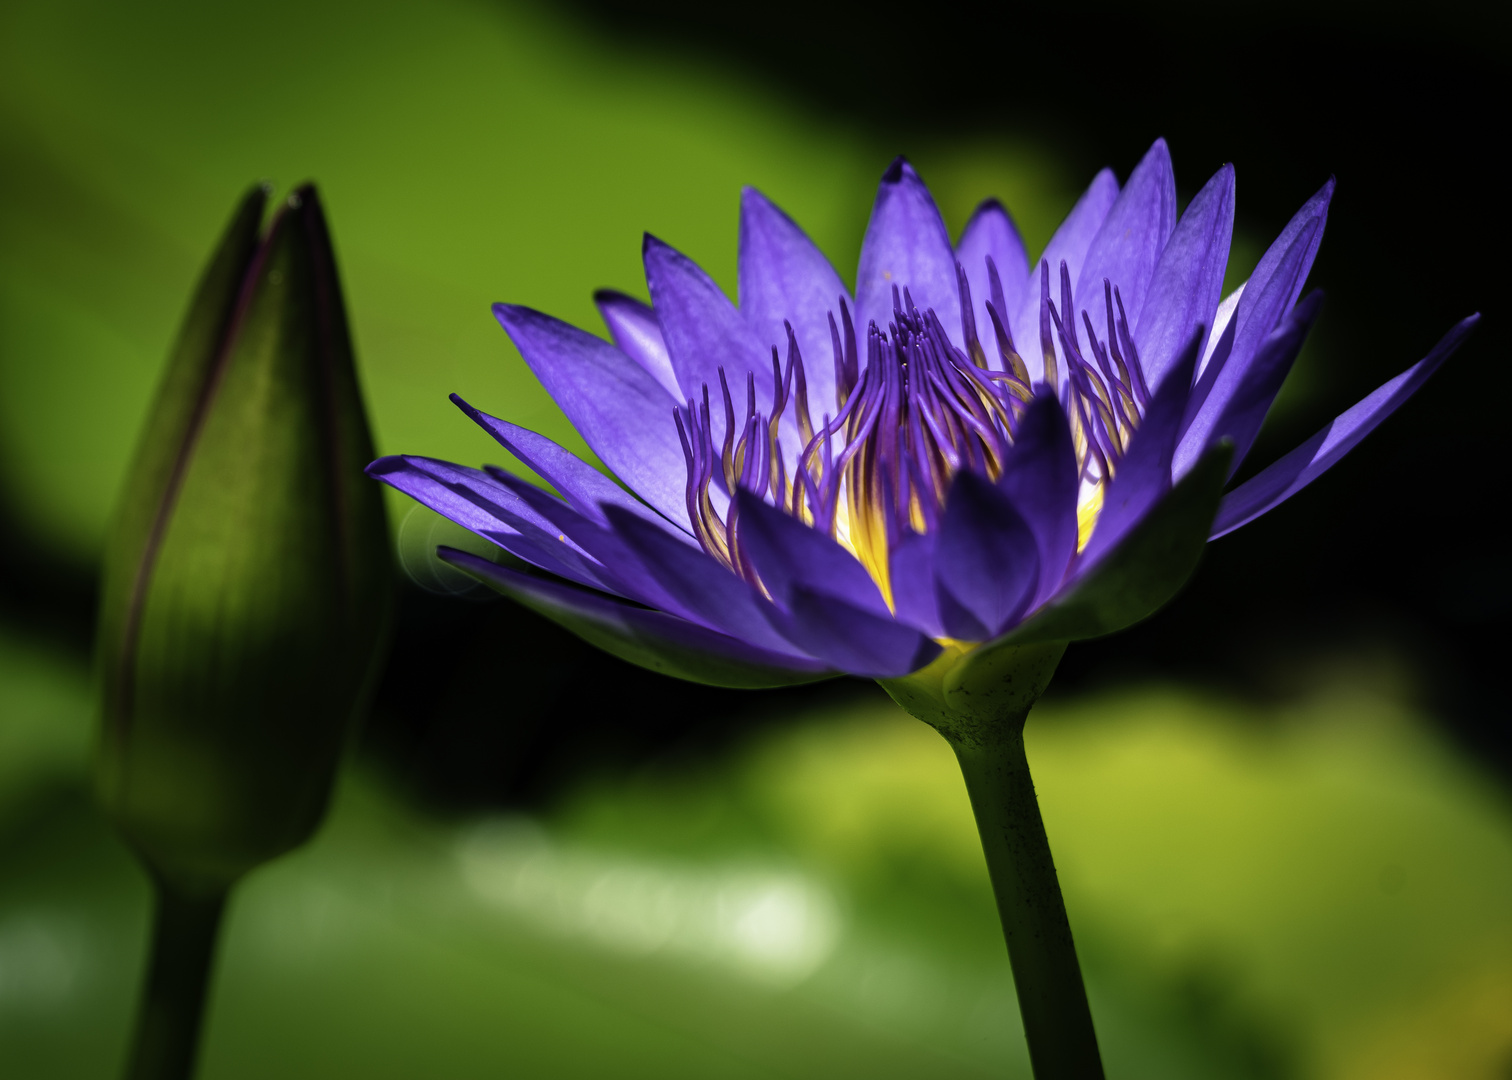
[370,140,1475,688]
[372,140,1475,1077]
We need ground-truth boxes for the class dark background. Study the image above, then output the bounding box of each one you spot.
[4,0,1506,807]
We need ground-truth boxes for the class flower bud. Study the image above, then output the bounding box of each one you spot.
[95,184,392,894]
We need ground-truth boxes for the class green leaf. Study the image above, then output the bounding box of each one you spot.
[1002,441,1233,647]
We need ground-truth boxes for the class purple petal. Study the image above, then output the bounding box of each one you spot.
[481,464,696,616]
[739,187,848,417]
[763,585,940,679]
[856,158,960,344]
[1134,163,1235,390]
[367,455,616,592]
[643,234,771,445]
[602,506,818,658]
[957,199,1030,358]
[999,393,1080,607]
[733,491,890,616]
[887,530,946,638]
[1013,168,1119,383]
[1074,138,1178,331]
[1197,283,1246,383]
[451,395,695,541]
[493,304,691,531]
[935,470,1040,640]
[1179,179,1334,469]
[1211,314,1477,539]
[1204,290,1325,476]
[594,289,681,399]
[1079,327,1202,569]
[440,548,833,688]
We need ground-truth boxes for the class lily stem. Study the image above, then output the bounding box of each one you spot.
[124,878,228,1080]
[952,729,1104,1079]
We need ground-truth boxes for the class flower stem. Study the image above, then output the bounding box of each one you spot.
[952,730,1103,1079]
[123,879,228,1080]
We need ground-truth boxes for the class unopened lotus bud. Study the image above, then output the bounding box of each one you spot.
[95,184,392,895]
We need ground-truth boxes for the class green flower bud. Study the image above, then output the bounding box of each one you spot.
[95,184,392,894]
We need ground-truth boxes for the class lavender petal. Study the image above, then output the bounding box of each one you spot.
[856,158,960,345]
[493,303,692,531]
[1211,314,1478,538]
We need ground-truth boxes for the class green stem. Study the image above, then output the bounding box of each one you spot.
[953,730,1103,1079]
[124,879,228,1080]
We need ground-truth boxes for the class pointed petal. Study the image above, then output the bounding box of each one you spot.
[441,548,833,688]
[764,585,941,679]
[594,289,680,399]
[1180,179,1334,467]
[1202,290,1325,476]
[452,395,694,541]
[480,464,702,616]
[856,158,960,343]
[1197,282,1246,383]
[492,304,691,531]
[603,506,816,658]
[935,470,1040,640]
[733,490,890,616]
[1134,163,1235,389]
[739,187,848,417]
[1075,138,1179,329]
[999,393,1080,607]
[957,198,1030,358]
[643,234,772,446]
[1014,168,1119,382]
[367,455,615,593]
[1079,327,1201,570]
[1006,442,1231,645]
[1211,314,1477,538]
[888,530,946,638]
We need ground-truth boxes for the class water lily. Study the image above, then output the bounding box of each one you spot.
[371,139,1475,1077]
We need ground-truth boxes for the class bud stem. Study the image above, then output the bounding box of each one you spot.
[951,730,1103,1079]
[124,881,228,1080]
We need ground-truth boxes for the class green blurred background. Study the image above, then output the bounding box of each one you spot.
[1,0,1508,1076]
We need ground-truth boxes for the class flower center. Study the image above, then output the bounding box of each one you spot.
[674,259,1152,608]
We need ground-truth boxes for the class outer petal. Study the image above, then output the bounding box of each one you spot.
[493,304,691,531]
[367,455,615,593]
[481,465,701,617]
[999,393,1080,607]
[1014,168,1119,382]
[734,491,890,616]
[603,506,817,658]
[1134,163,1235,389]
[739,187,848,418]
[856,158,960,345]
[956,199,1030,360]
[441,548,833,688]
[1197,282,1246,383]
[888,531,946,638]
[1178,179,1333,472]
[1006,442,1232,645]
[643,234,772,445]
[452,395,694,543]
[934,470,1040,640]
[1202,290,1324,476]
[763,585,941,679]
[1211,314,1477,538]
[593,289,681,399]
[1078,328,1201,570]
[1074,138,1178,330]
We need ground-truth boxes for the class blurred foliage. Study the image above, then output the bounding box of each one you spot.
[0,0,1090,562]
[3,632,1511,1077]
